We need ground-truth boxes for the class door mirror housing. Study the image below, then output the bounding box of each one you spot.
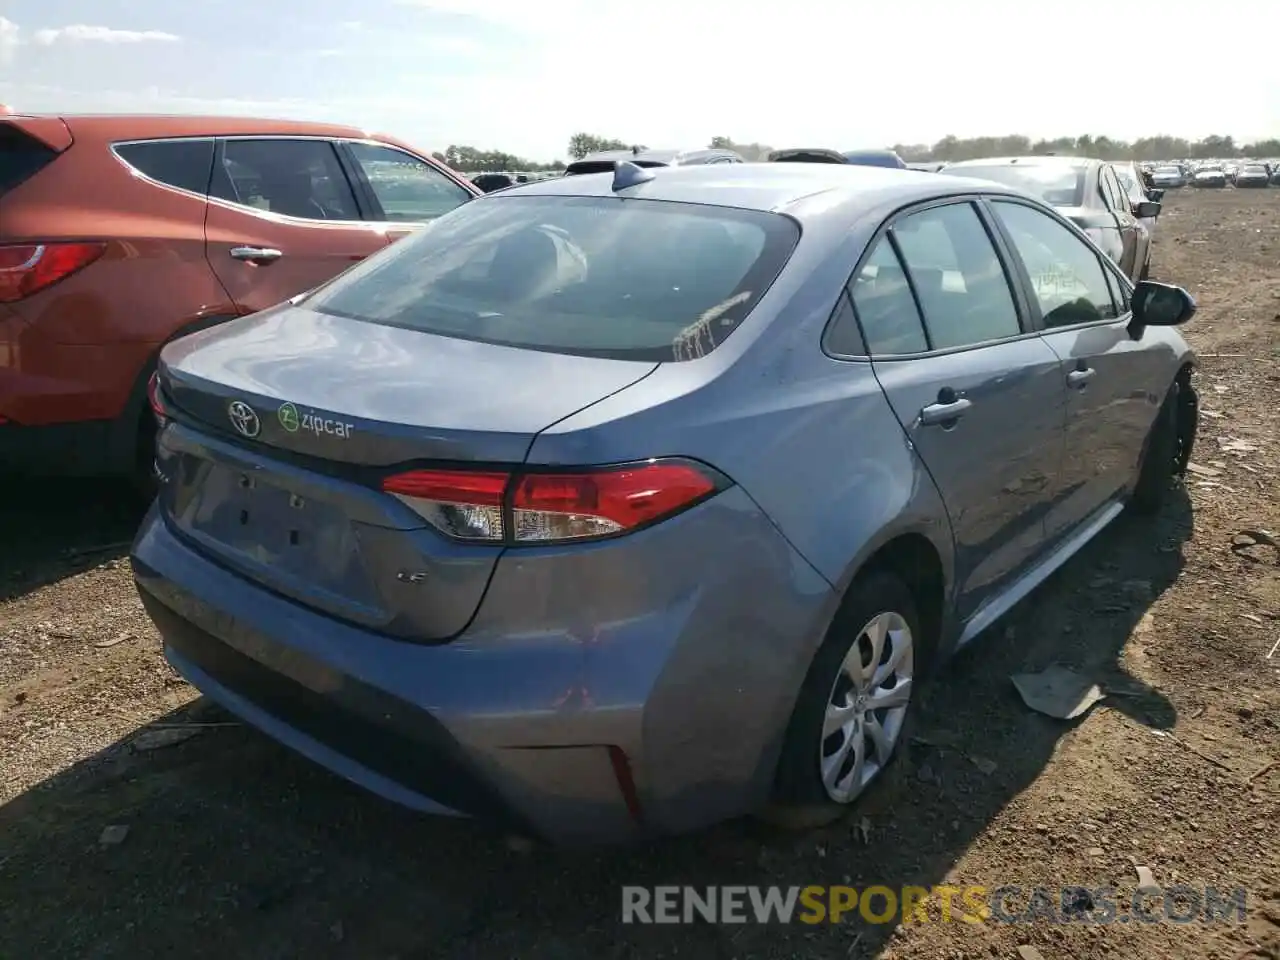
[1131,281,1196,335]
[1133,200,1161,219]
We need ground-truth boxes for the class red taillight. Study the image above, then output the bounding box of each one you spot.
[381,460,722,544]
[0,242,106,303]
[146,371,168,420]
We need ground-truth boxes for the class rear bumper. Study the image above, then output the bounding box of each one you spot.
[1,307,152,474]
[132,489,836,843]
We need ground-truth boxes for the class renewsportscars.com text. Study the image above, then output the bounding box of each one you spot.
[621,884,1248,925]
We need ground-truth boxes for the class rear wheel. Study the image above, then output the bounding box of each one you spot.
[767,571,921,828]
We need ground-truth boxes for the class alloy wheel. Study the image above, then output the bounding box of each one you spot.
[819,611,914,804]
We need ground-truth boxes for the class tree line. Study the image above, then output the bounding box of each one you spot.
[435,132,1280,173]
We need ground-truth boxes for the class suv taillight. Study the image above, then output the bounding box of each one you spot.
[0,242,106,302]
[382,459,725,544]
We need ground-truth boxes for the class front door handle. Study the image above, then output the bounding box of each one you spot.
[919,398,972,426]
[1067,367,1096,388]
[229,246,283,265]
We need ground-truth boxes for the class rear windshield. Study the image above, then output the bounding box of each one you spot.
[0,124,57,196]
[305,195,800,361]
[1243,165,1268,174]
[1155,166,1181,175]
[564,159,665,176]
[946,164,1085,207]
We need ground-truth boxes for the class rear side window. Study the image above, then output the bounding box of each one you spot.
[891,203,1022,349]
[0,124,57,196]
[115,139,215,195]
[346,142,472,222]
[305,195,800,361]
[847,239,928,355]
[212,139,359,221]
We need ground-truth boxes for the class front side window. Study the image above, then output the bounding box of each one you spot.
[990,200,1119,327]
[347,142,472,222]
[305,195,799,361]
[891,202,1022,349]
[212,139,359,220]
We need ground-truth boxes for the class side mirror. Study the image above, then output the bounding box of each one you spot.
[1133,200,1162,219]
[1131,281,1196,332]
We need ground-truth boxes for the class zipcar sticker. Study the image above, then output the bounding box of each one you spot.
[276,401,354,439]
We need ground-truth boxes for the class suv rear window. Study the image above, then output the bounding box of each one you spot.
[115,139,215,195]
[0,124,57,196]
[305,194,800,361]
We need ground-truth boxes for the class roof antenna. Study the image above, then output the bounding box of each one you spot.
[612,160,655,191]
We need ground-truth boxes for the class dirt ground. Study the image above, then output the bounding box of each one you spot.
[1,188,1277,960]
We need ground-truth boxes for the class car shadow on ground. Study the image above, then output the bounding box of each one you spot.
[0,478,149,602]
[0,488,1192,959]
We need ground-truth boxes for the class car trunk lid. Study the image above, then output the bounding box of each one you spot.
[154,303,658,640]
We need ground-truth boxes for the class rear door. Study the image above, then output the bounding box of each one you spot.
[204,137,390,313]
[857,199,1067,625]
[985,197,1158,542]
[338,140,476,244]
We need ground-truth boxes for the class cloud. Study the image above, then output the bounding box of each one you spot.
[0,17,19,64]
[31,25,180,46]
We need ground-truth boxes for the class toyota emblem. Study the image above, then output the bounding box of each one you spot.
[228,400,261,438]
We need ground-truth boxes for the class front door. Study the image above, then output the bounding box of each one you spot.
[1099,165,1142,280]
[205,137,390,313]
[856,200,1067,625]
[986,198,1158,543]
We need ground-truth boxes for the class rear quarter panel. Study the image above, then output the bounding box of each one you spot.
[526,200,957,627]
[2,130,235,345]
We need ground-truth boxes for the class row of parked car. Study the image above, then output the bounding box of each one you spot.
[1145,159,1280,188]
[3,109,1202,843]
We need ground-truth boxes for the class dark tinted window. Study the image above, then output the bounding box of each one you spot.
[824,289,868,356]
[347,142,472,221]
[947,163,1085,207]
[848,238,928,355]
[891,203,1021,349]
[306,195,800,362]
[991,200,1119,326]
[115,138,214,194]
[0,124,56,196]
[213,139,359,220]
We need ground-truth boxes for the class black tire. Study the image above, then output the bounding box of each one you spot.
[128,407,160,504]
[766,570,922,828]
[1130,381,1181,515]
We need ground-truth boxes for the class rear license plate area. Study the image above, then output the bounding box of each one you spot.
[180,463,353,579]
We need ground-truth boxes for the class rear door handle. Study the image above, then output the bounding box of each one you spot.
[919,398,972,426]
[229,246,283,264]
[1067,367,1096,388]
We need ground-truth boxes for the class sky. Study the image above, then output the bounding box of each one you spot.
[1,0,1277,162]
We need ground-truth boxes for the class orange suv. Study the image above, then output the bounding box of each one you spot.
[0,114,479,481]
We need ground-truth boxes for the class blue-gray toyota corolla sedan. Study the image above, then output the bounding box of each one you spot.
[133,162,1199,843]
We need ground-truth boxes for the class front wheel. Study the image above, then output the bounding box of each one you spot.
[767,571,921,827]
[1130,380,1186,515]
